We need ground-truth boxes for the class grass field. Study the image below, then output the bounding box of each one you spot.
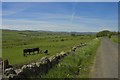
[2,30,95,68]
[110,35,120,44]
[38,38,100,78]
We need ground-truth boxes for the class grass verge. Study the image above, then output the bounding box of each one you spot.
[110,35,120,44]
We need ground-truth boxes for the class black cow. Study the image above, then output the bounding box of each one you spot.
[33,48,39,54]
[44,50,48,55]
[23,48,33,55]
[23,53,27,57]
[23,48,40,56]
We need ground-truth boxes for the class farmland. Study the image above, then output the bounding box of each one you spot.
[40,38,100,78]
[2,30,95,68]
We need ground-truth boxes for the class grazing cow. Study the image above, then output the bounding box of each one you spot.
[33,48,39,54]
[44,50,48,55]
[23,48,33,55]
[23,48,40,56]
[23,53,27,57]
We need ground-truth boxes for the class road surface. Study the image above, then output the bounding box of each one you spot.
[91,38,118,78]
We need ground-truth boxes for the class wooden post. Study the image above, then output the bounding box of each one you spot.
[2,60,4,77]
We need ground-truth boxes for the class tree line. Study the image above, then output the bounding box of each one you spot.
[96,30,119,38]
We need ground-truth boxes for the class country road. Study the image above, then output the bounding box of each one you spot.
[91,38,118,78]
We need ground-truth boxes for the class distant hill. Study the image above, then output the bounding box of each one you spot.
[2,29,96,35]
[70,32,96,35]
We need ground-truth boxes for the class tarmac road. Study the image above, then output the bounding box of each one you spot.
[91,38,118,78]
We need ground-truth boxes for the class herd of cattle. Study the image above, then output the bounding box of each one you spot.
[2,43,86,80]
[23,48,48,57]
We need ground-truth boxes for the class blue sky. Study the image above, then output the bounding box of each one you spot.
[2,2,118,32]
[2,0,120,2]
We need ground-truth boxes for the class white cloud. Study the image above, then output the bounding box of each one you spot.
[2,13,118,32]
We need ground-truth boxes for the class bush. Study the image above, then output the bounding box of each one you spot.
[61,39,64,41]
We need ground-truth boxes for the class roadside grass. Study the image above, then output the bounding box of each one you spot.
[39,38,100,78]
[2,30,95,67]
[110,35,120,44]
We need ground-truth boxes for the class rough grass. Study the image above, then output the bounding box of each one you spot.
[38,38,100,78]
[110,35,120,44]
[2,30,95,68]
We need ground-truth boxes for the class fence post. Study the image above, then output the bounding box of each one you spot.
[2,60,4,77]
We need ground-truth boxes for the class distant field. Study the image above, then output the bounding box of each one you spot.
[2,30,95,67]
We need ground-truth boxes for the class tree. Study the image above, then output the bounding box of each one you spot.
[96,30,111,37]
[71,32,76,36]
[108,33,112,38]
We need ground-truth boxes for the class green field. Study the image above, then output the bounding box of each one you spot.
[39,38,100,78]
[110,35,120,44]
[2,30,95,68]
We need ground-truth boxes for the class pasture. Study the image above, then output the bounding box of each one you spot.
[40,38,100,78]
[2,30,95,68]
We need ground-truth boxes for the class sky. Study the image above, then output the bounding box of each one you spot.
[2,0,120,2]
[2,2,118,32]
